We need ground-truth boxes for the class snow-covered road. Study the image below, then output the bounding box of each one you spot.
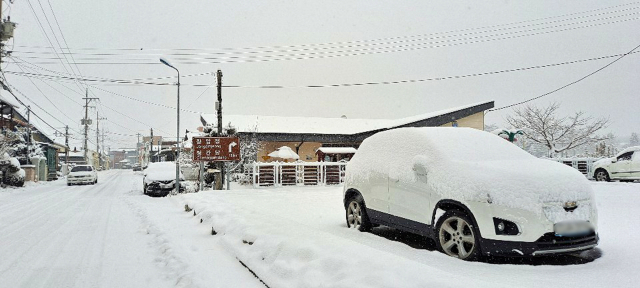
[0,170,263,288]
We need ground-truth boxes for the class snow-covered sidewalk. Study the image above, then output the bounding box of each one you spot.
[178,182,640,288]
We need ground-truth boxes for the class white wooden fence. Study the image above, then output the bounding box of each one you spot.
[550,157,602,178]
[244,161,347,188]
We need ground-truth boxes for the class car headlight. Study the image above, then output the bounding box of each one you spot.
[493,218,520,235]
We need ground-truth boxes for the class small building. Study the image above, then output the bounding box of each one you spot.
[200,101,494,162]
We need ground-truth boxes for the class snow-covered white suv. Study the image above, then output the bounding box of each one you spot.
[343,127,598,260]
[591,146,640,182]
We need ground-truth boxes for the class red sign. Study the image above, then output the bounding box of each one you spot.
[192,137,240,161]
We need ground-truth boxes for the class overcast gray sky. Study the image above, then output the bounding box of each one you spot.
[2,0,638,149]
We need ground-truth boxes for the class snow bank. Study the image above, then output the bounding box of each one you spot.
[346,128,594,217]
[180,190,497,288]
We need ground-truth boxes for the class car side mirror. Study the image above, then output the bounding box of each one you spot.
[413,163,428,176]
[611,158,618,163]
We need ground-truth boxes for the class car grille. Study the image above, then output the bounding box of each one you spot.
[535,232,598,249]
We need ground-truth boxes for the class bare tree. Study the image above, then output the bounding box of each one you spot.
[505,102,609,157]
[630,132,640,147]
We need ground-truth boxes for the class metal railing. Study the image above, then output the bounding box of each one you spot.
[244,161,347,188]
[548,157,602,178]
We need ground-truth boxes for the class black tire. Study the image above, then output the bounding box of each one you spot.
[143,184,148,195]
[594,169,610,182]
[67,183,71,186]
[435,210,480,261]
[345,194,372,232]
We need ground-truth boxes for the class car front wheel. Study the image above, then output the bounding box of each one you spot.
[595,169,610,182]
[345,195,372,232]
[436,210,479,261]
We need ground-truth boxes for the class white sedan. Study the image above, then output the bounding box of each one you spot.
[67,165,98,186]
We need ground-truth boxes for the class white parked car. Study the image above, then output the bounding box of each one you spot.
[591,146,640,182]
[143,162,185,197]
[343,127,598,260]
[67,165,98,186]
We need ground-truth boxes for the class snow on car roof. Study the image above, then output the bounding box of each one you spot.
[617,146,640,155]
[200,101,491,135]
[145,161,184,182]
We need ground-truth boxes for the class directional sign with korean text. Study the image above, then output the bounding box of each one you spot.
[192,137,240,161]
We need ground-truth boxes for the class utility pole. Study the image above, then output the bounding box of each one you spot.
[26,105,31,145]
[215,70,224,190]
[82,89,99,163]
[101,129,106,169]
[150,128,154,163]
[96,110,106,169]
[136,133,141,165]
[65,125,69,164]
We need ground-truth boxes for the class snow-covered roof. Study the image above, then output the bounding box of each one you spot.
[68,151,85,157]
[183,130,206,149]
[0,93,20,107]
[316,147,357,154]
[200,101,492,135]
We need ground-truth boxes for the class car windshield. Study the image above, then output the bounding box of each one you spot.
[71,166,92,172]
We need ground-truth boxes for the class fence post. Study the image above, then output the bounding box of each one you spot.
[274,162,280,187]
[296,162,303,186]
[252,162,258,188]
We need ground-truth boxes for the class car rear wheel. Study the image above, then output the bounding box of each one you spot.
[595,169,610,182]
[436,210,479,261]
[345,195,372,232]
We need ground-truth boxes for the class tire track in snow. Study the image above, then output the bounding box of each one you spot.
[0,171,121,286]
[0,171,120,240]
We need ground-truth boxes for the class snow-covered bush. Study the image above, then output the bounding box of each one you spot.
[0,152,25,187]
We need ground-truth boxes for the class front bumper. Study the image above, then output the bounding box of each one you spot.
[480,232,598,256]
[67,177,95,184]
[146,182,185,196]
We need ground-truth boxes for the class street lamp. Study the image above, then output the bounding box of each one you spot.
[159,57,181,194]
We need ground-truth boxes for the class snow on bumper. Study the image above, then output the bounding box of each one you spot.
[468,200,598,256]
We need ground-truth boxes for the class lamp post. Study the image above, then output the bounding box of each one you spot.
[160,58,180,194]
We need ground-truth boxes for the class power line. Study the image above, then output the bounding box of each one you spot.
[1,78,72,137]
[7,50,640,90]
[13,1,640,53]
[488,43,640,112]
[45,0,89,88]
[13,7,640,59]
[8,15,639,66]
[11,60,79,124]
[89,84,199,114]
[24,0,85,93]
